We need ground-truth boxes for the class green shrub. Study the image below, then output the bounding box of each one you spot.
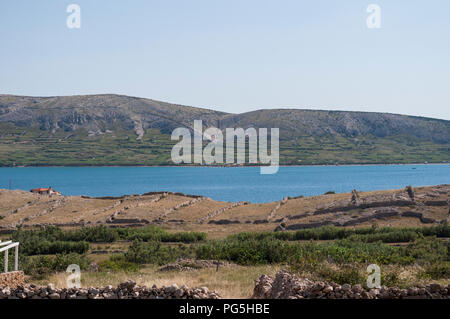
[194,236,413,266]
[421,262,450,279]
[228,225,450,243]
[99,254,140,272]
[117,226,206,243]
[347,231,418,243]
[17,240,89,256]
[63,225,119,242]
[123,240,194,265]
[21,253,90,279]
[403,237,448,264]
[195,238,300,265]
[10,225,206,245]
[381,271,401,287]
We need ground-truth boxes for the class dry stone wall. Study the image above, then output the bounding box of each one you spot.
[0,280,220,299]
[253,271,450,299]
[0,271,24,288]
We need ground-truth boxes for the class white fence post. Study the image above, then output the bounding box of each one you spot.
[0,241,19,273]
[4,249,8,273]
[15,244,19,271]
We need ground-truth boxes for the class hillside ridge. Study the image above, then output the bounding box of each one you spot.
[0,94,449,165]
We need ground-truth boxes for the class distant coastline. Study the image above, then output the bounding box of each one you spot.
[1,162,448,168]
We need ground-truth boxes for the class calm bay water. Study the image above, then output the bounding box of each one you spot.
[0,165,449,203]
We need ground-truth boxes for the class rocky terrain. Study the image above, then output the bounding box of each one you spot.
[1,94,449,165]
[0,185,448,236]
[253,270,450,299]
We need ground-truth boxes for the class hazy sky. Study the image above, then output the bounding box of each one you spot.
[1,0,449,120]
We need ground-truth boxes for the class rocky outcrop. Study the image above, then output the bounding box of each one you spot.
[253,271,450,299]
[0,281,220,299]
[406,186,415,201]
[351,189,360,205]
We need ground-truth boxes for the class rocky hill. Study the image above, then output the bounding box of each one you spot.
[0,94,449,165]
[1,185,448,235]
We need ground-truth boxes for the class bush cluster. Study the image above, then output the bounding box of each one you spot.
[20,253,90,279]
[231,224,450,242]
[123,240,194,265]
[11,225,206,244]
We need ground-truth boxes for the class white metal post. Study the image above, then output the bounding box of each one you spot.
[4,250,8,273]
[0,242,19,273]
[14,244,19,271]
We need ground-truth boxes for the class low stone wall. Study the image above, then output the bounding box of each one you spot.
[253,271,450,299]
[208,219,241,225]
[0,280,220,299]
[313,199,415,215]
[0,271,25,288]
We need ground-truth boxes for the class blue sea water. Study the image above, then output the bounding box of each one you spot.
[0,165,449,203]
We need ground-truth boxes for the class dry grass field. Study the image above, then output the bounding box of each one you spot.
[1,185,448,237]
[31,264,283,299]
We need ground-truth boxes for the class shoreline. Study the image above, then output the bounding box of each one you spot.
[2,183,449,204]
[0,162,449,168]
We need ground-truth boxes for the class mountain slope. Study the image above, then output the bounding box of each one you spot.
[0,94,449,166]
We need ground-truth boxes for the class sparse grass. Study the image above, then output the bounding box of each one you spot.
[29,265,283,299]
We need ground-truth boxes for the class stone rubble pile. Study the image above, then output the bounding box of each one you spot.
[0,271,24,288]
[0,280,221,299]
[253,270,450,299]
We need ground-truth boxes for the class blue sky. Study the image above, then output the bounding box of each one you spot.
[1,0,449,120]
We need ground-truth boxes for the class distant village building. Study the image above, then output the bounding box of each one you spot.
[30,187,61,196]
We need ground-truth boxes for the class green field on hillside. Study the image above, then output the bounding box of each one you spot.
[0,124,448,166]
